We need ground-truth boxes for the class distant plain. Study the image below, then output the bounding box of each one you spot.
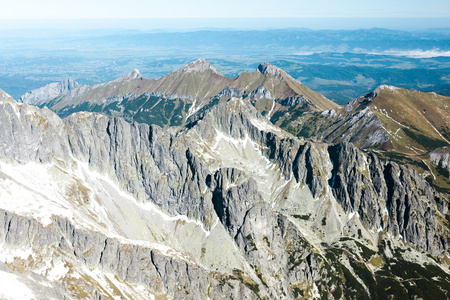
[1,25,450,104]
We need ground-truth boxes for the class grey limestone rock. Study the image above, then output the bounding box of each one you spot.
[430,147,449,177]
[20,79,81,104]
[249,86,274,100]
[327,142,448,255]
[327,142,384,229]
[0,210,256,299]
[208,165,333,299]
[0,94,449,298]
[277,95,307,107]
[179,58,223,76]
[293,141,331,199]
[257,62,288,79]
[65,112,216,229]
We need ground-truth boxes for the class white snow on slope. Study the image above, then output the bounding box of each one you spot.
[0,155,249,274]
[209,128,288,203]
[0,160,205,261]
[0,270,36,300]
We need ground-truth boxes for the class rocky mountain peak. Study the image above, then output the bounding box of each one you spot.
[123,69,142,80]
[257,62,285,77]
[375,84,400,93]
[62,78,79,90]
[0,88,14,103]
[178,58,223,76]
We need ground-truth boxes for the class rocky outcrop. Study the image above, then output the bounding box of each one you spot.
[289,101,389,149]
[249,86,274,100]
[216,87,247,99]
[328,143,385,229]
[383,162,448,254]
[190,99,449,255]
[430,147,449,177]
[122,69,142,80]
[19,79,81,104]
[257,62,290,79]
[0,88,15,102]
[0,210,255,299]
[327,142,448,255]
[208,167,326,299]
[293,142,331,199]
[277,95,307,107]
[65,113,217,228]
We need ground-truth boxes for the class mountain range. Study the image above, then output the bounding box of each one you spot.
[21,58,337,126]
[22,59,449,192]
[0,59,448,298]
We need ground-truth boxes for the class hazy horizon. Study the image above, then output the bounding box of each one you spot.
[0,17,449,31]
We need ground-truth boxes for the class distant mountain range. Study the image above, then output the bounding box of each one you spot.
[21,59,450,193]
[21,58,337,127]
[2,28,450,105]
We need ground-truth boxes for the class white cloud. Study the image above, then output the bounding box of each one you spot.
[372,49,450,58]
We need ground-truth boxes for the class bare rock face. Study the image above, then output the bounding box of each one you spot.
[327,142,448,255]
[19,79,81,104]
[0,92,449,299]
[249,86,274,100]
[0,210,254,299]
[430,147,449,176]
[257,62,287,78]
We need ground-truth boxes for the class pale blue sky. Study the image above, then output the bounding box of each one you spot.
[1,0,449,19]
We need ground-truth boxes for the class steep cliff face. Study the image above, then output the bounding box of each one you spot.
[430,147,450,176]
[0,93,449,299]
[19,79,81,104]
[273,86,450,194]
[327,142,448,255]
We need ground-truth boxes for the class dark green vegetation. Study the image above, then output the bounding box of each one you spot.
[42,95,192,128]
[403,128,449,151]
[319,238,450,299]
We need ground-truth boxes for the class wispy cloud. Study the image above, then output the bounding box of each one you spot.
[371,49,450,58]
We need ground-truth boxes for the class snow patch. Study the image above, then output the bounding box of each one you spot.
[267,100,276,119]
[250,117,282,134]
[348,212,356,221]
[378,85,399,91]
[186,99,198,119]
[0,270,35,300]
[46,260,69,281]
[0,243,33,264]
[138,200,211,237]
[311,282,320,299]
